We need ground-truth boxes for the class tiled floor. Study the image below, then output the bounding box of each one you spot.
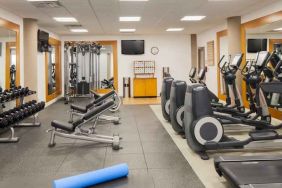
[0,100,204,188]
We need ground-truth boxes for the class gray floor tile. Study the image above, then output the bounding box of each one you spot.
[142,140,179,153]
[107,141,143,155]
[145,152,188,169]
[104,153,147,170]
[149,168,205,188]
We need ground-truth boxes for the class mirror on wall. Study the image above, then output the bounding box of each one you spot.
[245,19,282,111]
[100,45,114,89]
[45,38,61,102]
[0,28,17,89]
[47,45,56,95]
[217,31,228,99]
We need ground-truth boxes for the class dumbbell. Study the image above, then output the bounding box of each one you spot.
[5,110,24,122]
[0,92,12,101]
[20,101,38,115]
[0,117,9,128]
[8,107,26,120]
[2,89,16,100]
[37,102,46,111]
[0,113,15,124]
[18,105,34,116]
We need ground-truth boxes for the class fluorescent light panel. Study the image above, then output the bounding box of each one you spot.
[181,16,206,21]
[54,17,77,22]
[274,27,282,31]
[119,17,141,22]
[70,28,88,33]
[120,29,136,32]
[166,28,184,32]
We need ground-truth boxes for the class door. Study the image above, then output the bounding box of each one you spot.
[198,47,205,70]
[134,78,146,97]
[146,78,157,97]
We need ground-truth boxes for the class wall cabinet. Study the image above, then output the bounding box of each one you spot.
[133,78,157,97]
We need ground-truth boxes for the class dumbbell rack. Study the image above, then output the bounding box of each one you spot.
[0,89,41,143]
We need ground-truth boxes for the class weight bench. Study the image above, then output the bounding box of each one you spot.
[48,101,121,150]
[69,90,121,124]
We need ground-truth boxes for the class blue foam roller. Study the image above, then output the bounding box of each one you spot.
[53,163,129,188]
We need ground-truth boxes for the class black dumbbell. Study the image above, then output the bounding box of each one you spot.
[1,111,19,122]
[0,113,15,124]
[38,102,46,111]
[0,118,9,128]
[8,109,25,121]
[6,110,23,122]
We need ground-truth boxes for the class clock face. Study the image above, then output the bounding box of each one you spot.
[151,47,159,55]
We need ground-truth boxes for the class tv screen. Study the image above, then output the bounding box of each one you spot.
[247,39,267,53]
[37,30,50,52]
[121,40,145,55]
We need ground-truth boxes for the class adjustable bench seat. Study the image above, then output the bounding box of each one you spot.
[70,90,116,113]
[51,119,84,132]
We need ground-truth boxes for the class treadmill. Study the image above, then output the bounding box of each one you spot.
[214,155,282,188]
[214,81,282,188]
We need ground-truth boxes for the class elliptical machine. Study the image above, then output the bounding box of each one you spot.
[184,84,282,160]
[169,80,187,134]
[161,77,174,121]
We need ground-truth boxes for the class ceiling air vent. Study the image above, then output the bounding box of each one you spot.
[30,1,62,8]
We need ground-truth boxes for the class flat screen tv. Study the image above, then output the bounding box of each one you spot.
[121,40,145,55]
[38,30,50,52]
[247,39,267,53]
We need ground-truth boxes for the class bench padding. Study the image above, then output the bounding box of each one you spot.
[70,91,116,113]
[51,120,75,132]
[84,101,114,120]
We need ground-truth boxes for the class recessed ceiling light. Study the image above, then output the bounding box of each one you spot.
[120,29,136,33]
[273,27,282,31]
[119,0,149,1]
[181,16,206,21]
[119,17,141,22]
[27,0,58,1]
[166,28,184,32]
[70,29,88,33]
[54,17,77,22]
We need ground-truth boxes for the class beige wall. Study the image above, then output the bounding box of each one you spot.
[23,18,38,100]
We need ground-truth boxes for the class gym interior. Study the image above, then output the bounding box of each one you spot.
[0,0,282,187]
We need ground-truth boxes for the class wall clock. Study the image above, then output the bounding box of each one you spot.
[151,47,159,55]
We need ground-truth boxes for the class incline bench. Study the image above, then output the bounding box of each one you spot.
[48,101,121,150]
[69,90,121,124]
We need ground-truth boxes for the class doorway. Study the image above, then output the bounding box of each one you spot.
[198,47,205,70]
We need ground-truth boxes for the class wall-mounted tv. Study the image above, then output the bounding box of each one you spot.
[247,39,267,53]
[38,30,50,52]
[121,40,145,55]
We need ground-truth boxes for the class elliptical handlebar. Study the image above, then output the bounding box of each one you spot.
[274,60,282,79]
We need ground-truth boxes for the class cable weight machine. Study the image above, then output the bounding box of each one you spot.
[64,41,102,104]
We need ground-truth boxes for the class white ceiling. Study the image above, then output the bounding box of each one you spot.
[0,0,280,36]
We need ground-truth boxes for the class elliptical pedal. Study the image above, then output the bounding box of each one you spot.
[249,130,278,141]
